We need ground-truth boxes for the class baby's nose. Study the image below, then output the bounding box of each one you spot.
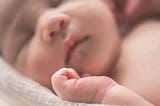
[41,13,70,43]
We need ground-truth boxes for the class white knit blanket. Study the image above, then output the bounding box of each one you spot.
[0,57,112,106]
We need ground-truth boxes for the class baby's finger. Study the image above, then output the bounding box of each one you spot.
[51,68,80,97]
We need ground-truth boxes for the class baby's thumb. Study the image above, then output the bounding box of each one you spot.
[51,68,80,98]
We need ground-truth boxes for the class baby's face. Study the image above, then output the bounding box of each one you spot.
[0,0,120,89]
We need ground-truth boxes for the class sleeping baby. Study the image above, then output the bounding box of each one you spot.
[0,0,160,105]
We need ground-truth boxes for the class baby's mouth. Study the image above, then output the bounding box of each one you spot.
[64,35,88,66]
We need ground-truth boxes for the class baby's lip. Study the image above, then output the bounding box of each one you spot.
[63,35,88,65]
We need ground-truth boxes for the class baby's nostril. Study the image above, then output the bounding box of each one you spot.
[60,20,65,28]
[50,31,55,37]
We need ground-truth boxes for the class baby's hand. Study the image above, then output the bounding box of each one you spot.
[51,68,116,103]
[106,0,153,24]
[51,68,154,106]
[122,0,152,24]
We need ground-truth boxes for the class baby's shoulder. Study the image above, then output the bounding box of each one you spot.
[117,19,160,105]
[123,19,160,46]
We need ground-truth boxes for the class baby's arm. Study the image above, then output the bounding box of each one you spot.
[52,68,154,106]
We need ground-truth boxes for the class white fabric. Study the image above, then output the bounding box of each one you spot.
[0,57,110,106]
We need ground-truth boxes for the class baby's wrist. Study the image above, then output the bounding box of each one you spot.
[100,85,154,106]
